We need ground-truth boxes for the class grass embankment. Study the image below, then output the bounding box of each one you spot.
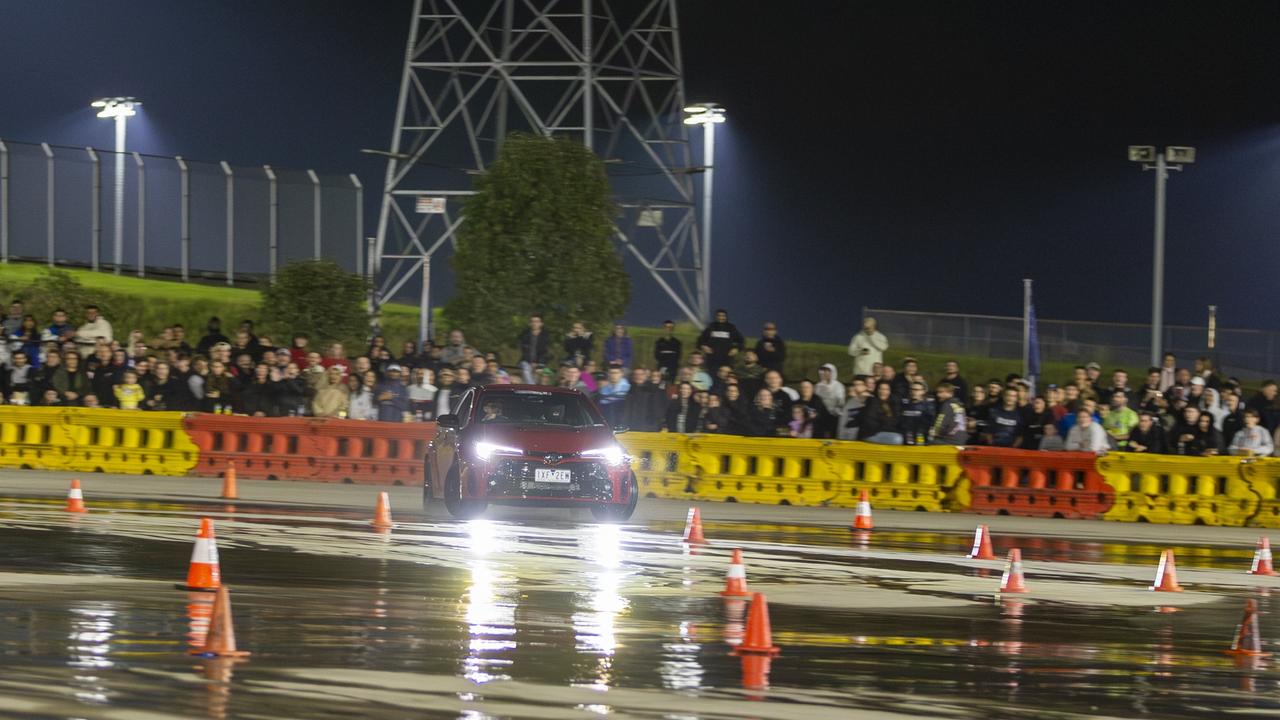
[0,262,1136,386]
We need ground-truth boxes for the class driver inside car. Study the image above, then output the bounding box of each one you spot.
[480,400,508,423]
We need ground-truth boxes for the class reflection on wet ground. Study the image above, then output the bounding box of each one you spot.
[0,494,1279,719]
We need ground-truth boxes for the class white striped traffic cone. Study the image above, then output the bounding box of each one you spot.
[177,518,222,592]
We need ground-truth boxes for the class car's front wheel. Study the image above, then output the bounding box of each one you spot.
[590,472,639,522]
[444,467,488,520]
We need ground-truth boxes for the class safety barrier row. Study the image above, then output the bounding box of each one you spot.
[183,414,435,485]
[618,431,1280,527]
[0,406,198,476]
[2,404,1277,526]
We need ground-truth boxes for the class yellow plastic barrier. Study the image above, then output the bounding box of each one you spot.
[0,406,75,470]
[60,408,199,476]
[1097,452,1259,526]
[1241,458,1280,528]
[618,432,696,500]
[821,441,965,512]
[684,435,840,505]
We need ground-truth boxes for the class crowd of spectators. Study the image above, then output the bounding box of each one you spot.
[3,299,1279,457]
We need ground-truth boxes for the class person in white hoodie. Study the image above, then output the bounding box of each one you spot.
[847,317,888,377]
[815,363,845,415]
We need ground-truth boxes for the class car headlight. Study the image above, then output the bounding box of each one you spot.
[474,441,522,461]
[583,445,628,467]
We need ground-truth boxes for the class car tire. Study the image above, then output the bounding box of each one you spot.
[444,467,487,520]
[590,472,639,522]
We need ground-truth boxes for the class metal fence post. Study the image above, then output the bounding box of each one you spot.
[264,165,278,280]
[350,173,363,276]
[176,157,189,282]
[221,161,234,286]
[133,152,145,277]
[0,138,7,263]
[87,147,101,272]
[307,169,321,259]
[42,143,54,267]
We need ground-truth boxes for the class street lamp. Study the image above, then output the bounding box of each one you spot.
[92,97,140,274]
[683,103,725,324]
[1129,144,1194,367]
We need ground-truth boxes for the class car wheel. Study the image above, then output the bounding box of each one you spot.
[444,467,487,520]
[590,472,639,522]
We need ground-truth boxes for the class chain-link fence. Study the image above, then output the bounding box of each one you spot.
[0,138,364,283]
[865,308,1280,378]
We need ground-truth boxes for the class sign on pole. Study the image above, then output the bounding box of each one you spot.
[415,196,446,214]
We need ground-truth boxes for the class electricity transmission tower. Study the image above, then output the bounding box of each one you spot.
[373,0,706,343]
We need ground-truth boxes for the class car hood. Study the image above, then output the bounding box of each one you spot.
[473,424,617,454]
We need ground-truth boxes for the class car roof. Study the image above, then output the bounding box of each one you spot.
[476,384,583,397]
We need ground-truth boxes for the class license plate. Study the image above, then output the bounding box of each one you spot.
[534,468,572,483]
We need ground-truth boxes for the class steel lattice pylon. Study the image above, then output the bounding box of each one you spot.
[373,0,706,342]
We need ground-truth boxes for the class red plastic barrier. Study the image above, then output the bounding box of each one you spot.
[958,447,1115,520]
[184,414,436,485]
[309,418,435,486]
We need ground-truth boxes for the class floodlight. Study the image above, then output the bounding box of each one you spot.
[1166,146,1196,164]
[1128,145,1156,162]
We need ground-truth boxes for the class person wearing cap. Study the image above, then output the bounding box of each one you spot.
[848,317,888,378]
[753,322,787,373]
[1084,362,1103,389]
[653,320,682,381]
[374,364,409,422]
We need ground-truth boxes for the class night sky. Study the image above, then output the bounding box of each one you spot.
[2,0,1278,343]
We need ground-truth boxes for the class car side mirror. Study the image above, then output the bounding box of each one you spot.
[437,414,460,429]
[612,424,629,434]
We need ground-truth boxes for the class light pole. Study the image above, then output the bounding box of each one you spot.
[1128,144,1195,367]
[683,103,725,324]
[92,97,140,274]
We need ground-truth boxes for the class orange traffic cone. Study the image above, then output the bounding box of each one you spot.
[741,653,772,691]
[371,492,394,529]
[720,548,751,598]
[1149,549,1184,592]
[966,524,996,560]
[723,597,747,647]
[1225,599,1268,657]
[65,479,88,513]
[852,489,874,531]
[221,462,238,500]
[732,592,781,656]
[191,586,251,658]
[999,548,1028,593]
[682,507,707,544]
[177,518,222,592]
[1248,537,1279,577]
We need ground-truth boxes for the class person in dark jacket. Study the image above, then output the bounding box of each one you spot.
[664,382,701,433]
[702,393,731,433]
[753,322,786,373]
[603,324,633,370]
[195,317,230,357]
[1021,396,1055,449]
[985,388,1024,447]
[622,368,665,431]
[1221,392,1246,448]
[929,382,968,444]
[653,320,682,382]
[723,384,751,435]
[859,381,902,444]
[1246,381,1280,433]
[563,322,594,367]
[795,379,837,439]
[239,364,278,417]
[517,315,551,384]
[142,361,185,411]
[374,365,410,422]
[747,388,786,437]
[1186,411,1222,456]
[897,380,935,445]
[51,351,92,406]
[1127,411,1166,454]
[275,363,309,416]
[696,309,745,373]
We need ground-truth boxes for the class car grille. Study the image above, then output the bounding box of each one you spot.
[491,459,611,499]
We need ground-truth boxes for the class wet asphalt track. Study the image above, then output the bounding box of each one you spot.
[1,470,1279,719]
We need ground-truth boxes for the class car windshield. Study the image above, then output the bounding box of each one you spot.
[474,392,600,427]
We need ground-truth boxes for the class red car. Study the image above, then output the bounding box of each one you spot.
[423,384,639,520]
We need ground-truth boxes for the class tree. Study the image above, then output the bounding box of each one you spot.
[260,260,369,349]
[444,132,630,351]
